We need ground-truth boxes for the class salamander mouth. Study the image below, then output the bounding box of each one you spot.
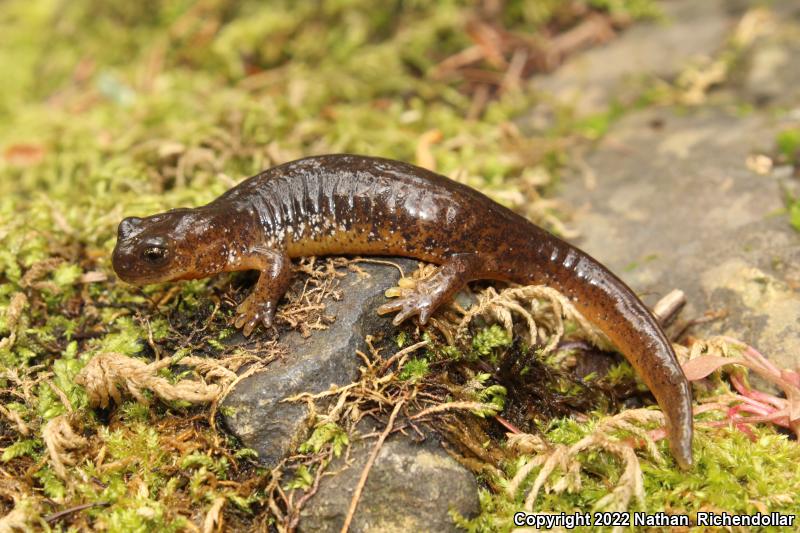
[115,270,174,285]
[112,245,176,285]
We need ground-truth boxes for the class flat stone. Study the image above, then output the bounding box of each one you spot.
[299,429,479,533]
[736,5,800,108]
[560,106,800,371]
[221,258,418,467]
[525,0,734,122]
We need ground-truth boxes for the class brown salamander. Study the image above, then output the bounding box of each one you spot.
[112,154,693,468]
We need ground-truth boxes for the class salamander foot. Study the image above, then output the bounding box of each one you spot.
[378,253,482,326]
[377,291,439,325]
[234,296,276,336]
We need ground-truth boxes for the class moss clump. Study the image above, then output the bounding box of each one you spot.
[472,325,513,362]
[298,422,350,458]
[398,357,431,382]
[456,421,800,533]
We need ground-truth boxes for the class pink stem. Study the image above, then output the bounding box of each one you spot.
[729,374,787,410]
[494,415,521,434]
[721,336,782,376]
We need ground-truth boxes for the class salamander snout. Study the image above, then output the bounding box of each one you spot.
[112,217,177,285]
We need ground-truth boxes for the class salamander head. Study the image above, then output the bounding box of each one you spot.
[112,208,226,285]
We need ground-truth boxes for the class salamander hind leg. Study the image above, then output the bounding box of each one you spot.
[377,253,482,326]
[234,249,292,336]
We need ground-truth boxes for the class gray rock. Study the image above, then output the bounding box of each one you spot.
[221,258,418,466]
[524,0,734,125]
[560,106,800,371]
[299,428,479,533]
[222,258,480,530]
[736,6,800,109]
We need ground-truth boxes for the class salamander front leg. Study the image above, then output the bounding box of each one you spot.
[233,249,292,336]
[377,253,482,325]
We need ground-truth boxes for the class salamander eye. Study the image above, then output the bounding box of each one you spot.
[142,246,168,264]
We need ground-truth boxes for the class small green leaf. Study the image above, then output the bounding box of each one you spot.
[777,129,800,161]
[298,423,349,457]
[789,201,800,232]
[286,465,314,491]
[398,357,429,382]
[2,439,39,462]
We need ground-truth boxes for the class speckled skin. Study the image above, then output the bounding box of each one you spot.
[112,154,693,469]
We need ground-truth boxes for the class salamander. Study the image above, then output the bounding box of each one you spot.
[112,154,693,469]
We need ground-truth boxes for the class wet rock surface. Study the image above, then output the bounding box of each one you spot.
[552,0,800,372]
[222,259,480,529]
[560,106,800,370]
[299,424,479,533]
[736,4,800,108]
[222,259,419,466]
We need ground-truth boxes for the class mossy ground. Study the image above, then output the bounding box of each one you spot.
[1,1,799,531]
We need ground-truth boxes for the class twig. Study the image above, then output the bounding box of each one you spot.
[350,258,406,278]
[652,289,686,327]
[286,451,329,532]
[378,340,429,374]
[144,318,162,360]
[202,496,226,533]
[494,414,521,434]
[0,404,30,436]
[340,399,405,533]
[46,379,73,412]
[45,502,110,523]
[410,401,499,420]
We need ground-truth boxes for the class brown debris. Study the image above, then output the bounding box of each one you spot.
[0,405,30,436]
[0,293,28,351]
[273,257,348,337]
[431,5,633,110]
[202,496,226,533]
[75,352,224,408]
[0,497,40,532]
[506,409,663,528]
[19,258,64,292]
[43,415,89,480]
[414,129,443,171]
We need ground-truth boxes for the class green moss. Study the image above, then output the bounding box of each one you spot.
[777,128,800,161]
[103,500,186,533]
[299,422,350,458]
[286,465,314,491]
[1,438,40,462]
[182,452,230,479]
[233,448,259,461]
[475,383,507,416]
[34,467,67,502]
[472,325,512,362]
[457,421,800,532]
[398,357,430,383]
[789,202,800,232]
[119,401,151,423]
[395,331,409,348]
